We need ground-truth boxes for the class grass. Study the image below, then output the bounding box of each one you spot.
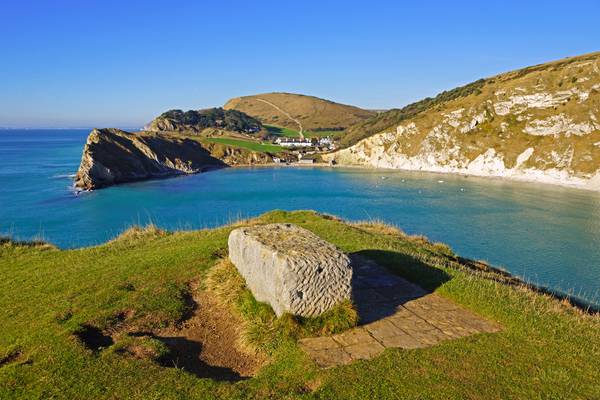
[206,137,283,153]
[205,259,357,355]
[224,93,375,131]
[265,124,345,140]
[1,210,599,399]
[304,130,345,139]
[264,124,301,138]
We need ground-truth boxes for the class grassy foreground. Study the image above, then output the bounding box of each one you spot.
[0,211,599,399]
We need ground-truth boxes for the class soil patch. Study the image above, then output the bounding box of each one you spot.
[155,290,263,381]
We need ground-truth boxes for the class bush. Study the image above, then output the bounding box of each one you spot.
[158,107,262,133]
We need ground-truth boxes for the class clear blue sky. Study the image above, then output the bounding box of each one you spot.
[1,0,598,128]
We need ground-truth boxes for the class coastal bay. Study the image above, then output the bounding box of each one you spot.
[1,129,599,306]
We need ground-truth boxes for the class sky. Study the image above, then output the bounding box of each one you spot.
[0,0,599,128]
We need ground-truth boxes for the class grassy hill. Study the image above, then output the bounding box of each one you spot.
[329,51,600,189]
[223,92,376,132]
[1,211,598,399]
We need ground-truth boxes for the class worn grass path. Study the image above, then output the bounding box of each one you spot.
[255,98,305,138]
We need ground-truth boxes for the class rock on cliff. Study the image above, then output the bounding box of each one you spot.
[74,128,226,190]
[228,223,352,317]
[326,51,600,190]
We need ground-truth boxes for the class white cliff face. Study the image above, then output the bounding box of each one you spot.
[327,132,595,189]
[493,87,594,116]
[514,147,534,168]
[523,114,598,137]
[326,58,600,191]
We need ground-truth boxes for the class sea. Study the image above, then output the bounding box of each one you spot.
[1,129,600,306]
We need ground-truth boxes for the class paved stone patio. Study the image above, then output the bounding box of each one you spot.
[299,256,501,368]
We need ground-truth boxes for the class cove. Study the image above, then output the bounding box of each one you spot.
[1,129,600,306]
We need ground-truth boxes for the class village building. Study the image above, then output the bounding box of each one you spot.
[274,137,313,148]
[318,137,333,146]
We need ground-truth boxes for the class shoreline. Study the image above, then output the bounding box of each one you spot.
[73,159,600,194]
[230,161,600,193]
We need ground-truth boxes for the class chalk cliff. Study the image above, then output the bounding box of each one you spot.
[326,52,600,190]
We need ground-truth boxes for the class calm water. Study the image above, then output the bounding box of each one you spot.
[1,129,600,305]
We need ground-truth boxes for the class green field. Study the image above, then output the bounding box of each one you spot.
[1,211,599,399]
[206,137,283,153]
[264,125,301,138]
[265,125,345,140]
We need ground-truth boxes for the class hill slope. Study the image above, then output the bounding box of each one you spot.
[223,92,376,132]
[326,51,600,190]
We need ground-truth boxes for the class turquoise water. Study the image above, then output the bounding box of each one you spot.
[1,129,600,305]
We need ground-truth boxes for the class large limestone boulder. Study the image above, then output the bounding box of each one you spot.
[228,223,352,317]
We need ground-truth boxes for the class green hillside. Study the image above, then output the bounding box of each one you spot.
[1,211,598,399]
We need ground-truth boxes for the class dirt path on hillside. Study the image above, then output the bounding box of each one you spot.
[157,290,263,380]
[255,98,304,138]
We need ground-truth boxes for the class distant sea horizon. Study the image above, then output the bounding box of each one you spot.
[0,126,143,131]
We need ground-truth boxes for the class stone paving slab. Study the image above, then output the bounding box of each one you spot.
[298,256,502,368]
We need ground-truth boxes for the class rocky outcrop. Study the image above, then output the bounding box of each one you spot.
[74,128,226,190]
[228,224,352,317]
[326,52,600,191]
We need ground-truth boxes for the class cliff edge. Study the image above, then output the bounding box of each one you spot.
[74,128,226,190]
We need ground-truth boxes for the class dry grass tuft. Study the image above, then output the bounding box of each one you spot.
[110,224,168,244]
[351,219,406,236]
[204,258,248,308]
[0,237,57,250]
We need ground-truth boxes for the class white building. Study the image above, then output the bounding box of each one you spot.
[318,137,333,146]
[275,137,313,148]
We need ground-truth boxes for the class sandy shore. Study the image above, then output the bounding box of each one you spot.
[232,162,600,193]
